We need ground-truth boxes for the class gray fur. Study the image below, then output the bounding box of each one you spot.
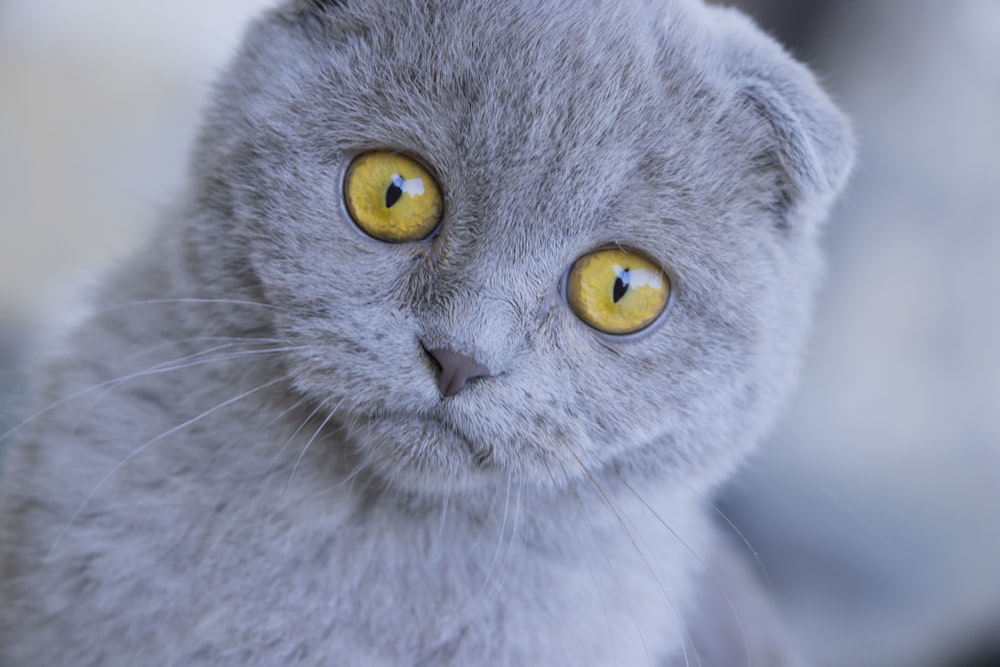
[0,0,852,664]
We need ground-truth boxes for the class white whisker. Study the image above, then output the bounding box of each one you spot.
[95,298,280,314]
[570,453,699,667]
[491,478,523,600]
[0,344,307,446]
[478,471,513,596]
[438,482,451,538]
[566,479,655,667]
[67,344,307,434]
[540,460,620,665]
[464,480,503,558]
[126,336,292,364]
[262,398,331,481]
[770,453,903,558]
[613,472,747,667]
[263,393,313,428]
[284,401,342,497]
[710,504,771,586]
[44,375,289,563]
[295,458,369,507]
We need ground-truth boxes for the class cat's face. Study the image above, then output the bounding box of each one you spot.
[191,0,853,494]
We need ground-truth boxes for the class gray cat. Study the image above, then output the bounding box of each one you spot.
[0,0,853,664]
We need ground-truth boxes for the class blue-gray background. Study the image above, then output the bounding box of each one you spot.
[1,2,998,666]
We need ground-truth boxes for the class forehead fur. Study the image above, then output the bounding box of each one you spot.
[213,0,785,263]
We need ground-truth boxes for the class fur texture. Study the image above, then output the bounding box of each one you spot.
[0,0,853,664]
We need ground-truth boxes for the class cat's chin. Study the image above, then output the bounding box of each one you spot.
[336,408,591,497]
[338,410,497,495]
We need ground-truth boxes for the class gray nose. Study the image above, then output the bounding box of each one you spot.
[425,347,492,398]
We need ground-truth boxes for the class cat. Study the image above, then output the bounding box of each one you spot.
[0,0,853,664]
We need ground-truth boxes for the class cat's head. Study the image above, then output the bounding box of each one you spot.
[188,0,853,495]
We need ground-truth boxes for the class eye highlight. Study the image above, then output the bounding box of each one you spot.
[343,152,443,242]
[566,248,670,335]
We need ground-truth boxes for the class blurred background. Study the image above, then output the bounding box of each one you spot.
[1,1,998,665]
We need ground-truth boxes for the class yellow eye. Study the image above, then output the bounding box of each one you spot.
[343,151,443,242]
[566,248,670,335]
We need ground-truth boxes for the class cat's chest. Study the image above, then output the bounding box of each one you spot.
[168,481,700,666]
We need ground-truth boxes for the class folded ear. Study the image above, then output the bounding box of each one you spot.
[291,0,343,9]
[739,69,855,206]
[712,7,855,212]
[286,0,345,19]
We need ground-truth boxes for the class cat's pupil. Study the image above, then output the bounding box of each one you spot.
[385,174,405,208]
[613,269,630,303]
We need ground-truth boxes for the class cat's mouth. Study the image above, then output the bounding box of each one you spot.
[335,390,592,490]
[416,410,482,457]
[344,405,496,480]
